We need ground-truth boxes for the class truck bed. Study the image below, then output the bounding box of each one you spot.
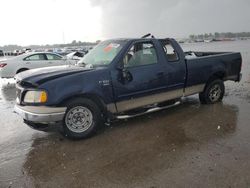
[185,51,234,59]
[185,51,242,88]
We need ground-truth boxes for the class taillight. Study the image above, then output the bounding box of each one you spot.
[0,63,7,68]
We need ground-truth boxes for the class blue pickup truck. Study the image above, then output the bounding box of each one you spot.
[14,35,242,139]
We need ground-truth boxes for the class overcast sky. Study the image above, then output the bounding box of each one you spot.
[0,0,249,46]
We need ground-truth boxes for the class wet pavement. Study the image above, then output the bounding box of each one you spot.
[1,41,250,188]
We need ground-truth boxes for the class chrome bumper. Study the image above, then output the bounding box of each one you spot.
[14,105,66,123]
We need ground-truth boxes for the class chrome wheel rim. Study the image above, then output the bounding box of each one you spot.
[208,84,221,102]
[65,106,93,133]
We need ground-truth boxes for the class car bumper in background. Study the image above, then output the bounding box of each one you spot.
[0,69,13,78]
[14,105,66,123]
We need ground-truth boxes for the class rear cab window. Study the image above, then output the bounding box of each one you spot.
[161,40,179,62]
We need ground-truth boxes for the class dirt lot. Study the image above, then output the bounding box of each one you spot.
[1,41,250,188]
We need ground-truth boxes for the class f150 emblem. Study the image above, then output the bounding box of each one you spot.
[99,80,110,86]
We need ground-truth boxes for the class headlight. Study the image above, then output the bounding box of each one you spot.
[24,90,47,103]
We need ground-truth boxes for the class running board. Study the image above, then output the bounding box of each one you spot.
[116,101,181,119]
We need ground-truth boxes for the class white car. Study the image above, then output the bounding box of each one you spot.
[0,52,74,78]
[66,51,85,61]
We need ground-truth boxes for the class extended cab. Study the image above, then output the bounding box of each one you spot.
[14,37,242,139]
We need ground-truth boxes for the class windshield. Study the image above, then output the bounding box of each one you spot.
[78,40,126,67]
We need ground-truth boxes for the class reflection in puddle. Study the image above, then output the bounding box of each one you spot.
[21,98,239,187]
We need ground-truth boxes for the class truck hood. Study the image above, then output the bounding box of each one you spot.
[15,65,93,86]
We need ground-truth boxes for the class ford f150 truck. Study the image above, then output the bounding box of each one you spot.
[14,35,242,139]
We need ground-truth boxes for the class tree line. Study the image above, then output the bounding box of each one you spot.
[189,32,250,40]
[0,40,99,51]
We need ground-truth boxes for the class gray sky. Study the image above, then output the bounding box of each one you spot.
[91,0,250,38]
[0,0,250,45]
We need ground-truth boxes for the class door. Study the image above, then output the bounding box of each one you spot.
[111,40,169,112]
[23,53,47,69]
[160,39,186,92]
[45,53,66,66]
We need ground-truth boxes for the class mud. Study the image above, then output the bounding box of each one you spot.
[1,41,250,188]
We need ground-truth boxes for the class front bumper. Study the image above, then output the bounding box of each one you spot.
[14,105,66,123]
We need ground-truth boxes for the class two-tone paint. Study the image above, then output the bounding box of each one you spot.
[15,38,242,122]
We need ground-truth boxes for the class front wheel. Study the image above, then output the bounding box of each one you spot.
[62,98,102,139]
[199,79,225,104]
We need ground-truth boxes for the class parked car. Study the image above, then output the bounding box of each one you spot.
[13,49,24,56]
[66,51,85,61]
[14,36,242,139]
[0,52,75,78]
[0,50,4,57]
[23,48,32,53]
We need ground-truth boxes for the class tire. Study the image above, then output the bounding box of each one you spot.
[62,98,103,139]
[199,79,225,104]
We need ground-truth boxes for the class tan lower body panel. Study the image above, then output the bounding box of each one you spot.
[184,84,205,96]
[108,84,205,113]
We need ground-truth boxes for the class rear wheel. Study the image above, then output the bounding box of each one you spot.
[199,79,225,104]
[16,68,29,74]
[62,98,102,139]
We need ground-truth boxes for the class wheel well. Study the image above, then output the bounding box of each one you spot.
[203,71,225,92]
[207,71,225,83]
[59,94,108,116]
[16,68,29,74]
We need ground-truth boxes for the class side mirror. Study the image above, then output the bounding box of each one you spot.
[116,60,125,71]
[117,54,130,69]
[116,61,132,84]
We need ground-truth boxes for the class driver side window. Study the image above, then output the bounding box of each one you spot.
[124,41,158,68]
